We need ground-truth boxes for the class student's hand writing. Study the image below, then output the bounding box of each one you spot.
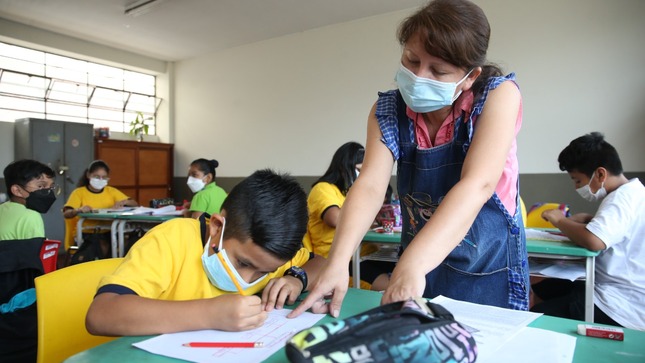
[381,264,426,305]
[261,276,302,311]
[287,261,348,319]
[209,294,267,331]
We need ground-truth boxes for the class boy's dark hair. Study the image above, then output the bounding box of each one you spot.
[4,159,55,197]
[191,158,219,179]
[78,160,110,187]
[558,132,624,177]
[221,169,308,261]
[313,142,364,195]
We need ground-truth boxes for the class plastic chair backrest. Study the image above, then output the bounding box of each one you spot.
[526,202,570,229]
[35,258,123,363]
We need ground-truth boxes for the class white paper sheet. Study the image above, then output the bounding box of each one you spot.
[526,228,571,242]
[430,295,542,362]
[479,327,576,363]
[132,308,324,363]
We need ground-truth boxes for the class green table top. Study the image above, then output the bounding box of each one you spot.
[363,229,600,257]
[65,288,645,363]
[78,212,179,222]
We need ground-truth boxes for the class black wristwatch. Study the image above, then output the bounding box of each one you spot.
[284,266,308,291]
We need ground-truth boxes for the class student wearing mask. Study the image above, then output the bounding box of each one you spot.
[293,0,526,318]
[0,159,56,240]
[63,160,138,254]
[531,132,645,330]
[184,158,227,219]
[303,142,393,291]
[86,169,327,335]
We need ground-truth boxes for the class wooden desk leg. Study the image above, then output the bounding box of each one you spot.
[110,219,120,258]
[76,218,85,247]
[585,256,595,322]
[352,245,361,289]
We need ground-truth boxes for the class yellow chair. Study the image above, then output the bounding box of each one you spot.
[525,202,570,229]
[35,258,123,363]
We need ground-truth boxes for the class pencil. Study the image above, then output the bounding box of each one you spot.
[183,342,264,348]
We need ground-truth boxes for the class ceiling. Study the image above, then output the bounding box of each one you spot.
[0,0,425,62]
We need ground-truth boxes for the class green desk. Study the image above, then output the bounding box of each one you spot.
[77,212,179,257]
[358,230,600,322]
[64,288,645,363]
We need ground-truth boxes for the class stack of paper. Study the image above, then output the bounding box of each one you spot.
[525,228,571,242]
[431,296,576,363]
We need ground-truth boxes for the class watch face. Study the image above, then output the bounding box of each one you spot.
[290,266,304,274]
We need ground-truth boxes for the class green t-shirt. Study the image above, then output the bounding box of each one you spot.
[0,201,45,240]
[189,182,227,215]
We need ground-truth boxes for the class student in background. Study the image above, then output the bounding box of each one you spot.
[184,158,227,219]
[62,160,138,254]
[531,132,645,330]
[293,0,526,318]
[0,160,55,363]
[303,142,393,291]
[86,169,326,335]
[0,159,56,240]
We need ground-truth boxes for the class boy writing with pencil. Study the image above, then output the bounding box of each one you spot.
[531,132,645,330]
[86,169,327,336]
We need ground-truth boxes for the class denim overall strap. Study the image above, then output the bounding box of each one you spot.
[391,76,528,310]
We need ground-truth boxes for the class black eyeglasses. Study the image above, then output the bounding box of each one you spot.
[23,184,61,196]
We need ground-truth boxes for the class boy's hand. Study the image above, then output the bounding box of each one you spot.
[207,294,267,331]
[541,208,566,225]
[261,276,303,312]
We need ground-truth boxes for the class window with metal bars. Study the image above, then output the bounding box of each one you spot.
[0,41,161,134]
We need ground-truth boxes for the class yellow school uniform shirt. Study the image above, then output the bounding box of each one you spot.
[305,182,375,258]
[63,186,130,249]
[98,218,310,300]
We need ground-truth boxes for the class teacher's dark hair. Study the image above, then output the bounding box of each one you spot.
[221,169,308,261]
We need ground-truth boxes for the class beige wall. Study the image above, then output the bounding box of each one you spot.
[173,0,645,177]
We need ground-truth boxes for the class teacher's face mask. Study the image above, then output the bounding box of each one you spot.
[395,63,472,113]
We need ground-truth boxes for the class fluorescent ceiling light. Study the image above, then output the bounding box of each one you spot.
[124,0,166,18]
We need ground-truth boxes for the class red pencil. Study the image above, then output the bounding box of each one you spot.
[182,342,264,348]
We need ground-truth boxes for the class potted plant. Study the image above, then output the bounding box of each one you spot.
[129,112,152,142]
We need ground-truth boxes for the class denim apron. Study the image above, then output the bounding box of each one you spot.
[390,78,528,310]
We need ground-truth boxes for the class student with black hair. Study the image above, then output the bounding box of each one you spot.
[62,160,138,253]
[184,158,227,219]
[303,142,393,291]
[86,169,327,335]
[0,159,56,240]
[531,132,645,330]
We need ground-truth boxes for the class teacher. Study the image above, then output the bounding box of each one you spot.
[292,0,527,318]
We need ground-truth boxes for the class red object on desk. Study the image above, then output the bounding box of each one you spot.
[183,342,263,348]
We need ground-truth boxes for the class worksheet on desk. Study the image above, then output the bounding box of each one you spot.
[132,309,324,363]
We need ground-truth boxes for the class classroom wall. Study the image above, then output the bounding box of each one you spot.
[173,0,645,179]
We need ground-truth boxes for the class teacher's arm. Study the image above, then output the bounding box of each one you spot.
[290,102,394,318]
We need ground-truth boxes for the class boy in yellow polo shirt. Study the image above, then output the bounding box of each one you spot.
[86,169,327,335]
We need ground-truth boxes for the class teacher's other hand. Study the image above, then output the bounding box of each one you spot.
[381,264,426,305]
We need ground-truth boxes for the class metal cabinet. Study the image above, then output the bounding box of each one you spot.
[14,118,94,241]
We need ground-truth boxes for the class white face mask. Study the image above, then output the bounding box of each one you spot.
[89,178,108,191]
[187,176,206,193]
[201,218,267,292]
[576,172,607,202]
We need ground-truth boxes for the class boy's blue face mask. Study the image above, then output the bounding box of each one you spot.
[395,63,472,113]
[201,218,267,293]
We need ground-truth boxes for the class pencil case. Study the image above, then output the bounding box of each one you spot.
[285,297,477,363]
